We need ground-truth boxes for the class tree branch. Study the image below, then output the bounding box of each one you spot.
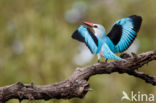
[0,50,156,103]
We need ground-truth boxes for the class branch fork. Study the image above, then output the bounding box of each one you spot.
[0,50,155,103]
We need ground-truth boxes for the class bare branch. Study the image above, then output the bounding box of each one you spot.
[0,50,156,103]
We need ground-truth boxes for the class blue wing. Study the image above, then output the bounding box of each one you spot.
[72,25,98,54]
[102,43,125,60]
[106,15,142,53]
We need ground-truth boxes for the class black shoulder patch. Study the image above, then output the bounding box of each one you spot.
[72,30,85,42]
[129,15,142,33]
[107,24,122,45]
[86,28,98,47]
[85,43,94,54]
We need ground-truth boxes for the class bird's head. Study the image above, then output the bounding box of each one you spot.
[83,21,106,38]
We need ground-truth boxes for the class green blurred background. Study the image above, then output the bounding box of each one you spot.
[0,0,156,103]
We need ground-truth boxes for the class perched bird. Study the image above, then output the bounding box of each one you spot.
[72,15,142,62]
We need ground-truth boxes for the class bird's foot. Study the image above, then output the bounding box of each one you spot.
[98,60,101,63]
[98,59,108,63]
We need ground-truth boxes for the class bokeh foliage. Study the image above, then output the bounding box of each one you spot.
[0,0,155,103]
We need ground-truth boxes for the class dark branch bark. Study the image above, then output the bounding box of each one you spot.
[0,50,156,103]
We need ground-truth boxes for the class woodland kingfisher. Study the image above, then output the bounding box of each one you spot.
[72,15,142,62]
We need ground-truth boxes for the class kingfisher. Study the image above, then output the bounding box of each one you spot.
[72,15,142,62]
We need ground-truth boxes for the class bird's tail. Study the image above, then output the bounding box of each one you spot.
[102,43,126,61]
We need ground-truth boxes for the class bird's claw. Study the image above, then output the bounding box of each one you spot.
[98,59,108,63]
[98,60,100,63]
[105,59,108,63]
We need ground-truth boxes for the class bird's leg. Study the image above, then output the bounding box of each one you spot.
[105,59,108,63]
[97,54,101,63]
[98,59,100,63]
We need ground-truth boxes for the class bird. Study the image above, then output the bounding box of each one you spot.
[72,15,142,63]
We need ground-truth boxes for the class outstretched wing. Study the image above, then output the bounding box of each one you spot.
[106,15,142,53]
[72,25,98,54]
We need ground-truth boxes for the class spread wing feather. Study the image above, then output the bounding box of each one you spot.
[72,25,98,54]
[107,15,142,53]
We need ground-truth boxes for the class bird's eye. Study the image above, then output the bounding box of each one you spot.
[93,25,98,28]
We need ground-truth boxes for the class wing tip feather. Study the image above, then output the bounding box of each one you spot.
[129,15,142,33]
[72,30,84,42]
